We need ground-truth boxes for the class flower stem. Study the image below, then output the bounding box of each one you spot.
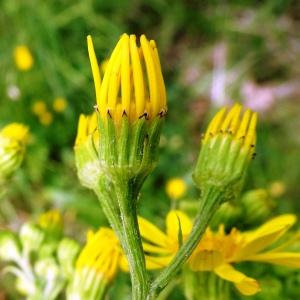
[148,187,223,299]
[95,178,149,300]
[116,181,149,300]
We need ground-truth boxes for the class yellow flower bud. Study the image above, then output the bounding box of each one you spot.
[0,123,29,180]
[194,104,257,202]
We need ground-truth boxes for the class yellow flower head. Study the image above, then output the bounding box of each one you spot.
[139,210,300,296]
[14,45,34,71]
[203,104,257,157]
[75,112,98,147]
[0,123,29,179]
[166,178,187,200]
[190,214,300,296]
[53,97,68,113]
[76,228,122,282]
[31,101,47,116]
[87,34,167,125]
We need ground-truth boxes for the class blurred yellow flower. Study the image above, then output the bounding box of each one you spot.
[13,45,34,71]
[31,101,47,116]
[139,211,300,296]
[38,210,63,237]
[53,97,67,113]
[76,228,123,282]
[0,123,29,179]
[166,178,187,200]
[1,123,29,143]
[87,34,167,125]
[39,112,53,126]
[269,181,286,198]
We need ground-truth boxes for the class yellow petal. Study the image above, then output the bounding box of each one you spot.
[215,264,260,296]
[166,210,192,241]
[189,250,224,271]
[143,242,172,254]
[138,216,169,248]
[235,214,297,261]
[248,252,300,268]
[145,255,173,270]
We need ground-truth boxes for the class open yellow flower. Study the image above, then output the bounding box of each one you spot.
[87,33,167,125]
[139,210,300,296]
[138,210,193,269]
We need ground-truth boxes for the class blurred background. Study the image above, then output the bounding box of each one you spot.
[1,0,300,299]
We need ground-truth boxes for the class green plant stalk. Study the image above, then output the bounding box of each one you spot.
[148,187,224,299]
[95,179,149,300]
[115,180,149,300]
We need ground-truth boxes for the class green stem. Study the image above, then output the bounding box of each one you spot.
[148,187,223,299]
[116,180,149,300]
[95,178,149,300]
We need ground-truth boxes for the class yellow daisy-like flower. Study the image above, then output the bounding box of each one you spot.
[0,123,29,179]
[165,178,187,200]
[139,210,193,268]
[53,97,67,113]
[139,210,300,296]
[14,45,34,71]
[87,33,167,125]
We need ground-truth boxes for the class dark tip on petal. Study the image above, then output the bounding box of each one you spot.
[250,144,255,148]
[107,109,112,118]
[122,110,127,117]
[220,129,224,133]
[139,112,148,119]
[209,132,214,136]
[94,104,99,112]
[158,109,167,118]
[227,130,233,134]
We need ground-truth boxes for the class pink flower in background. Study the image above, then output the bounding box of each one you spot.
[242,81,299,112]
